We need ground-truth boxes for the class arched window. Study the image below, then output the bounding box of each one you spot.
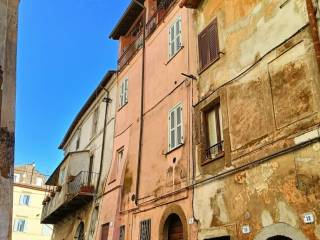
[75,221,85,240]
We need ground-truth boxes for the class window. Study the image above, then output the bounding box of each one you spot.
[117,147,124,171]
[119,78,128,108]
[76,129,81,150]
[36,177,42,186]
[169,16,182,59]
[14,173,20,183]
[168,103,183,151]
[109,147,124,183]
[19,195,30,206]
[13,219,26,232]
[205,103,224,159]
[119,225,125,240]
[92,107,99,138]
[139,219,151,240]
[59,168,66,185]
[42,224,53,236]
[198,18,219,71]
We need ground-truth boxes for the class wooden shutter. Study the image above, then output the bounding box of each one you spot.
[208,19,219,63]
[198,18,219,70]
[124,78,128,103]
[176,105,183,144]
[169,25,175,58]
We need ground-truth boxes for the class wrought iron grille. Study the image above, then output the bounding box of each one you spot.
[119,225,126,240]
[68,171,99,196]
[139,219,151,240]
[206,141,224,159]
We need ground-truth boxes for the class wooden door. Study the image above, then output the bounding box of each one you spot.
[168,215,183,240]
[101,223,109,240]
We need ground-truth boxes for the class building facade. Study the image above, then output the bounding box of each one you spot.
[96,1,198,240]
[41,71,117,240]
[180,0,320,239]
[12,164,52,240]
[0,0,19,239]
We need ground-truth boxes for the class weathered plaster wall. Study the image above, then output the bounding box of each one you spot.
[192,0,320,239]
[0,0,19,239]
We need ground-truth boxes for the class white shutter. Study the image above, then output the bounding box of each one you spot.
[13,220,18,232]
[177,105,183,144]
[124,78,128,103]
[176,17,182,51]
[169,25,175,59]
[120,81,124,107]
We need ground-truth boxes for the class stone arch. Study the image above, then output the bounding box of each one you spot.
[254,223,308,240]
[159,204,188,240]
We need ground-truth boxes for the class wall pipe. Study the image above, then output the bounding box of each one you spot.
[306,0,320,72]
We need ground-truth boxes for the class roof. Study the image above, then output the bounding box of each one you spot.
[58,70,116,149]
[109,0,145,40]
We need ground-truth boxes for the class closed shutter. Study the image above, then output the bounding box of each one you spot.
[176,105,183,144]
[198,18,219,70]
[124,78,128,103]
[175,17,182,52]
[169,25,175,58]
[208,19,219,63]
[119,81,124,107]
[168,104,183,150]
[168,110,175,149]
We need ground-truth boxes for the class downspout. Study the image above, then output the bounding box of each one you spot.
[306,0,320,71]
[96,90,112,194]
[134,0,146,206]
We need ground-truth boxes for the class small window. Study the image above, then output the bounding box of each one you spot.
[168,103,184,151]
[92,107,99,138]
[205,103,224,159]
[119,225,125,240]
[59,168,66,185]
[42,224,53,236]
[117,147,124,171]
[13,219,27,232]
[169,16,182,59]
[119,78,128,108]
[76,129,81,150]
[198,18,219,71]
[36,177,42,186]
[139,219,151,240]
[14,173,20,183]
[19,195,30,206]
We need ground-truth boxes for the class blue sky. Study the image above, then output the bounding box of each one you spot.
[16,0,130,176]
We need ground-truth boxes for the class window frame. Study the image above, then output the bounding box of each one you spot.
[168,16,182,60]
[139,219,151,240]
[168,103,184,151]
[119,225,125,240]
[19,194,30,206]
[91,107,99,138]
[119,78,129,109]
[14,173,20,183]
[198,18,220,73]
[203,101,224,164]
[13,219,27,232]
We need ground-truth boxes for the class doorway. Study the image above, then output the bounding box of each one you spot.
[165,214,183,240]
[267,237,292,240]
[101,223,110,240]
[75,221,85,240]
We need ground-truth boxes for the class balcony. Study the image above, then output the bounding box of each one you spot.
[117,0,177,71]
[41,171,99,224]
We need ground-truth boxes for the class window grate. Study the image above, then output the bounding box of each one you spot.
[119,225,125,240]
[139,219,151,240]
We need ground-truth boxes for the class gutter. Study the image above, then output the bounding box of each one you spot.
[96,92,112,194]
[306,0,320,72]
[135,1,146,205]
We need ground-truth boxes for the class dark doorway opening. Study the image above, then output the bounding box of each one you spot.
[267,236,292,240]
[75,221,85,240]
[101,223,110,240]
[165,214,183,240]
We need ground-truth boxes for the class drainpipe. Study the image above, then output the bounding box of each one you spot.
[96,90,112,194]
[306,0,320,72]
[134,1,146,205]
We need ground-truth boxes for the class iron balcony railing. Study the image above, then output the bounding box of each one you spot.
[206,141,224,159]
[146,0,176,37]
[68,171,99,197]
[117,0,177,71]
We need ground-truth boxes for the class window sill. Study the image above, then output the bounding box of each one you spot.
[165,46,184,65]
[165,142,184,155]
[201,151,225,166]
[198,56,220,75]
[118,102,128,112]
